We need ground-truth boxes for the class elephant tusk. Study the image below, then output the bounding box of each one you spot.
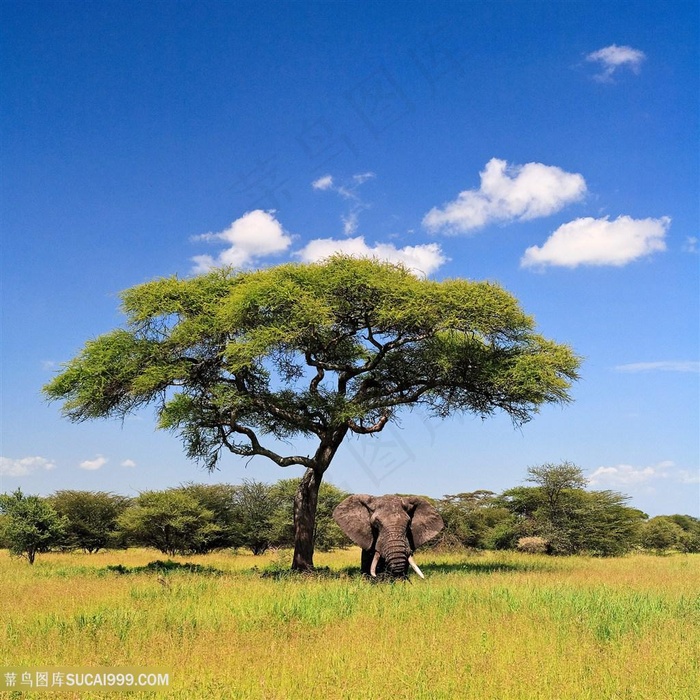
[370,550,381,577]
[408,555,424,579]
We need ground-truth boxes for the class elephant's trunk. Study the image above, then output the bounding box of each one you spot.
[379,529,411,578]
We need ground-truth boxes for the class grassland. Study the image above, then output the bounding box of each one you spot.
[1,548,698,699]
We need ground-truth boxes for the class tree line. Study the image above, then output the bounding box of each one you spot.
[1,463,698,564]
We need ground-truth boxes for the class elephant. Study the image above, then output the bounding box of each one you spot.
[333,494,444,579]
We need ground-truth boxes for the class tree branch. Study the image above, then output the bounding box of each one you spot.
[347,413,391,434]
[221,420,314,468]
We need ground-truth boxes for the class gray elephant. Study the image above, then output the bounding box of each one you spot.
[333,494,444,579]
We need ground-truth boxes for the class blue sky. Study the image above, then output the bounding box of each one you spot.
[1,1,698,517]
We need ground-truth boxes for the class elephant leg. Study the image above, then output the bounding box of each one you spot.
[361,548,374,575]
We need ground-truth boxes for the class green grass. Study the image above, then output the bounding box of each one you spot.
[1,548,698,699]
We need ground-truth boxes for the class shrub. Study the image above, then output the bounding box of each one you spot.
[0,489,67,564]
[49,490,130,553]
[117,490,223,556]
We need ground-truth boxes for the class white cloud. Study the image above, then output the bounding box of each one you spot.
[353,172,376,186]
[312,172,376,201]
[615,361,700,374]
[192,210,293,273]
[683,236,698,254]
[589,460,674,487]
[342,211,359,236]
[296,236,448,277]
[0,456,56,477]
[586,44,646,82]
[120,459,137,468]
[521,215,670,269]
[678,470,700,485]
[79,455,108,471]
[423,158,586,234]
[589,460,700,491]
[311,172,377,236]
[312,175,334,191]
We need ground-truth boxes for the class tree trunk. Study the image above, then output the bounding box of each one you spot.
[291,427,348,572]
[291,466,323,572]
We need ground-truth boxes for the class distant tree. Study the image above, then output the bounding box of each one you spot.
[177,483,241,551]
[117,490,222,556]
[495,486,545,544]
[0,515,9,549]
[229,480,283,555]
[44,257,581,570]
[640,516,686,554]
[526,462,588,516]
[486,517,524,551]
[0,489,67,564]
[500,465,644,555]
[49,490,130,553]
[566,490,645,556]
[665,515,700,553]
[435,491,511,549]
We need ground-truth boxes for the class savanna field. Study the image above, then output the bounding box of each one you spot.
[1,549,698,699]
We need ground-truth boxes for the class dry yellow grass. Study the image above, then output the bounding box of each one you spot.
[1,548,698,699]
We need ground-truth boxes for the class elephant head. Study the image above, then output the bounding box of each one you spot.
[333,494,444,579]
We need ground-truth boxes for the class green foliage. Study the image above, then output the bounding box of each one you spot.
[526,461,588,510]
[117,490,224,556]
[106,560,225,576]
[0,489,67,564]
[229,480,284,555]
[665,514,700,553]
[44,257,580,472]
[176,483,241,551]
[435,491,512,549]
[498,462,646,556]
[49,490,130,553]
[640,517,687,554]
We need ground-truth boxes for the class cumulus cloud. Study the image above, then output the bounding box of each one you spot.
[588,460,674,487]
[521,215,670,269]
[120,459,137,468]
[423,158,586,234]
[192,210,293,273]
[0,456,56,477]
[296,236,447,277]
[586,44,646,82]
[79,455,108,471]
[615,361,700,374]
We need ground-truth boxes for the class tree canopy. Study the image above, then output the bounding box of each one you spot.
[0,489,67,564]
[44,256,580,570]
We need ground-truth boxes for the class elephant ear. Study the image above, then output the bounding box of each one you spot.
[333,494,375,550]
[403,496,444,548]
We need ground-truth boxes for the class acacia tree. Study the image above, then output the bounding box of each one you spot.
[50,490,130,553]
[44,256,580,571]
[0,489,67,564]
